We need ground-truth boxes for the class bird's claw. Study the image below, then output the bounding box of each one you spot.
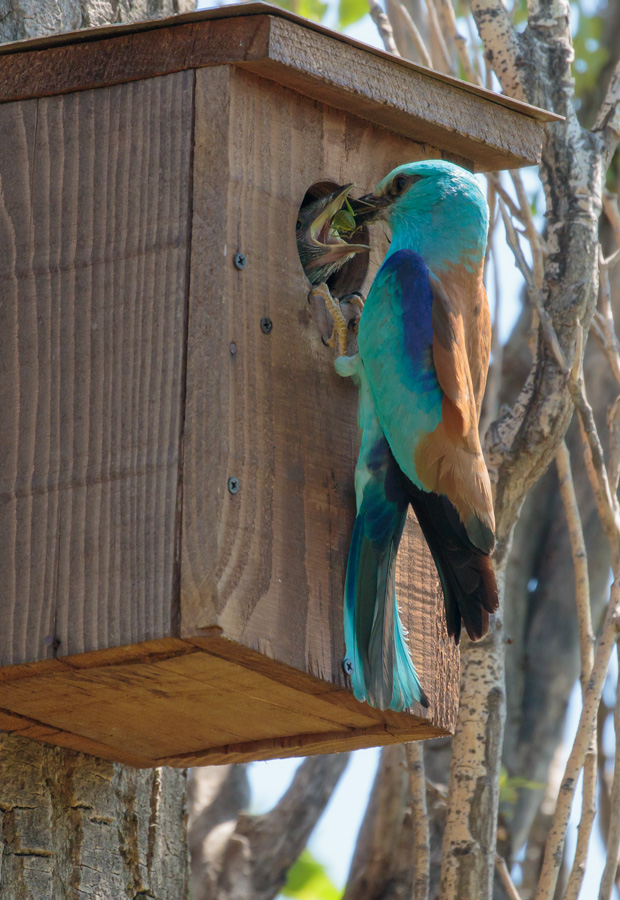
[340,291,366,313]
[308,283,349,357]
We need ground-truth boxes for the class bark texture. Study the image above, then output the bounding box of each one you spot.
[0,732,188,899]
[0,0,195,43]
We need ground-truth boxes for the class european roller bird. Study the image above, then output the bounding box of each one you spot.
[328,160,498,712]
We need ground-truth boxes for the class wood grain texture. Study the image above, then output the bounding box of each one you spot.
[0,11,548,170]
[0,72,193,666]
[241,16,543,171]
[0,61,461,762]
[0,638,447,767]
[181,65,458,736]
[0,732,188,899]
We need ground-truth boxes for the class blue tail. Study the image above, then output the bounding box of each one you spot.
[343,434,428,712]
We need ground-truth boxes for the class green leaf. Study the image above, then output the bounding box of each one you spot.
[499,766,545,816]
[338,0,369,28]
[267,0,329,22]
[282,851,342,900]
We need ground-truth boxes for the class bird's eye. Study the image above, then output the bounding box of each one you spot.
[393,175,408,193]
[296,219,303,231]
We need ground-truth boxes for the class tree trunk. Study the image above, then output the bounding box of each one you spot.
[0,733,188,899]
[0,3,195,899]
[0,0,196,43]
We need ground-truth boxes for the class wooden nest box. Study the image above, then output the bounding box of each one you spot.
[0,3,555,767]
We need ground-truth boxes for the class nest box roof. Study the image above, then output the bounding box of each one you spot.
[0,2,560,169]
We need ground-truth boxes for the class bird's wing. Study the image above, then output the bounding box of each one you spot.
[358,249,495,553]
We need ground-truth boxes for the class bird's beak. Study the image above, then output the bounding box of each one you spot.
[349,192,393,226]
[305,184,370,272]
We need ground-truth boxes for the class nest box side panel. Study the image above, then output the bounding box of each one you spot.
[0,71,193,667]
[181,65,458,731]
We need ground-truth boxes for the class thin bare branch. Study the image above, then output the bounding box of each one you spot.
[598,643,620,900]
[368,0,401,54]
[495,854,523,900]
[498,198,569,374]
[556,441,595,681]
[425,0,455,73]
[556,442,597,900]
[593,58,620,169]
[489,174,522,220]
[603,191,620,249]
[510,170,545,291]
[481,239,503,439]
[598,699,614,844]
[434,0,481,83]
[608,398,620,498]
[535,580,620,900]
[406,743,430,900]
[386,0,433,67]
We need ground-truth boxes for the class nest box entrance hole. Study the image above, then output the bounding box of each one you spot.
[297,180,370,295]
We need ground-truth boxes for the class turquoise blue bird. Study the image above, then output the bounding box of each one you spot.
[332,160,498,712]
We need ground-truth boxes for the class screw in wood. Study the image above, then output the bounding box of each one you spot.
[229,342,237,355]
[233,252,246,270]
[260,317,273,334]
[227,477,240,494]
[342,658,354,675]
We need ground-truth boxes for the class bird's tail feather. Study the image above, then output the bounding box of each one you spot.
[343,441,428,712]
[408,484,498,642]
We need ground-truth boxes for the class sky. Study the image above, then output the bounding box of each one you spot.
[193,1,617,896]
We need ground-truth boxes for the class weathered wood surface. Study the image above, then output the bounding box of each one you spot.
[0,61,460,764]
[0,730,188,897]
[0,637,448,767]
[0,11,551,170]
[0,71,193,666]
[181,65,458,733]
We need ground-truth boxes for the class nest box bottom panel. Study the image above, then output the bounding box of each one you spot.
[0,637,453,767]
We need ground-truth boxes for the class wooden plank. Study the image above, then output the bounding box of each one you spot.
[158,721,444,767]
[240,16,542,170]
[181,65,457,730]
[0,640,448,767]
[0,651,371,761]
[0,706,154,767]
[0,12,550,169]
[0,4,561,123]
[0,18,270,104]
[0,72,193,667]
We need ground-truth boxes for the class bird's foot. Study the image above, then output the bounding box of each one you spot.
[308,283,348,357]
[340,291,366,314]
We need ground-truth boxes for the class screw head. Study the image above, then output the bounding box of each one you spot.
[233,252,246,270]
[260,316,273,334]
[229,342,237,355]
[227,477,240,494]
[343,658,354,675]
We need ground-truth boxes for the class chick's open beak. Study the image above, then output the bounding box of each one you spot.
[305,184,369,270]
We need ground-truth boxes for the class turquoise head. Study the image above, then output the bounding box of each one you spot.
[353,160,489,274]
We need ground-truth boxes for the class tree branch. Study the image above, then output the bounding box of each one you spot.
[598,643,620,900]
[593,58,620,170]
[535,581,620,900]
[406,743,430,900]
[368,0,401,54]
[343,746,410,900]
[556,441,597,900]
[236,754,349,900]
[468,0,524,99]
